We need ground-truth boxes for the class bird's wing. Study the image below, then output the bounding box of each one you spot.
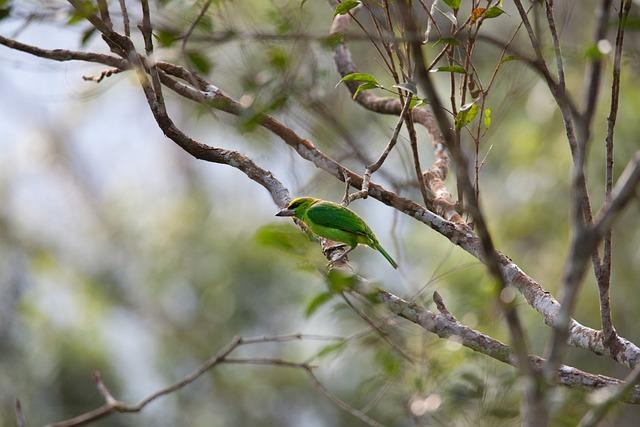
[306,201,372,237]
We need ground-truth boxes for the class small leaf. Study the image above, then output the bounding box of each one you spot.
[334,0,360,16]
[393,82,417,95]
[353,81,379,99]
[186,50,212,74]
[339,72,379,85]
[500,55,520,64]
[455,102,480,129]
[483,108,492,128]
[0,6,10,21]
[484,6,506,19]
[154,28,179,48]
[430,65,467,74]
[326,269,358,293]
[315,341,347,358]
[66,0,97,25]
[321,33,344,50]
[267,47,289,71]
[80,26,97,46]
[409,97,425,109]
[442,0,461,11]
[433,37,460,46]
[255,222,313,256]
[305,292,334,317]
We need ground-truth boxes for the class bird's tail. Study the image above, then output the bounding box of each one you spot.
[374,243,398,269]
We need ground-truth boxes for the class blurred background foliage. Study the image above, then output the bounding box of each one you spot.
[1,0,640,426]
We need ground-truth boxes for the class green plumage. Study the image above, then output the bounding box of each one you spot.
[276,197,398,268]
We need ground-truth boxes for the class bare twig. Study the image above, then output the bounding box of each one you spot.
[599,0,632,345]
[4,24,640,374]
[578,362,640,427]
[305,367,386,427]
[344,95,412,205]
[117,0,130,37]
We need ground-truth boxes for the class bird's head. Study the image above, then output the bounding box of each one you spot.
[275,197,319,218]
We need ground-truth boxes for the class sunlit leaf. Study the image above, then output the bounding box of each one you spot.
[483,108,492,128]
[455,102,480,129]
[430,65,466,74]
[305,292,334,317]
[484,6,506,19]
[339,72,379,85]
[442,0,461,11]
[334,0,360,15]
[409,97,425,109]
[353,82,378,99]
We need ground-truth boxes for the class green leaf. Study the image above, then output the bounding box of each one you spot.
[305,292,334,317]
[0,5,10,21]
[375,351,402,377]
[326,269,358,292]
[255,222,312,256]
[321,33,344,50]
[584,43,604,60]
[483,6,505,19]
[393,82,417,94]
[500,55,520,64]
[315,341,347,359]
[430,65,467,74]
[66,1,97,25]
[483,108,492,128]
[80,26,97,47]
[334,0,360,16]
[186,50,212,74]
[455,102,480,129]
[442,0,461,10]
[339,72,379,85]
[267,47,289,71]
[353,82,378,99]
[154,28,179,48]
[433,37,460,46]
[409,97,425,109]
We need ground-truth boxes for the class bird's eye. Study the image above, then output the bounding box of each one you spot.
[288,201,299,209]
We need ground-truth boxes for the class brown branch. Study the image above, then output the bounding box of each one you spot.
[47,334,367,427]
[117,0,130,37]
[4,25,640,374]
[330,9,463,224]
[599,0,632,346]
[344,95,413,205]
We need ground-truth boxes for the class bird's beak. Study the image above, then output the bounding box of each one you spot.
[275,208,295,217]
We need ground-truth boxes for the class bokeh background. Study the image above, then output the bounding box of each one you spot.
[2,1,640,426]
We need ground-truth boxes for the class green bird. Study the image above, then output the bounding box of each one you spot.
[275,197,398,269]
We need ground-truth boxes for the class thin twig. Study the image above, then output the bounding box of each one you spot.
[599,0,632,345]
[578,361,640,427]
[305,366,386,427]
